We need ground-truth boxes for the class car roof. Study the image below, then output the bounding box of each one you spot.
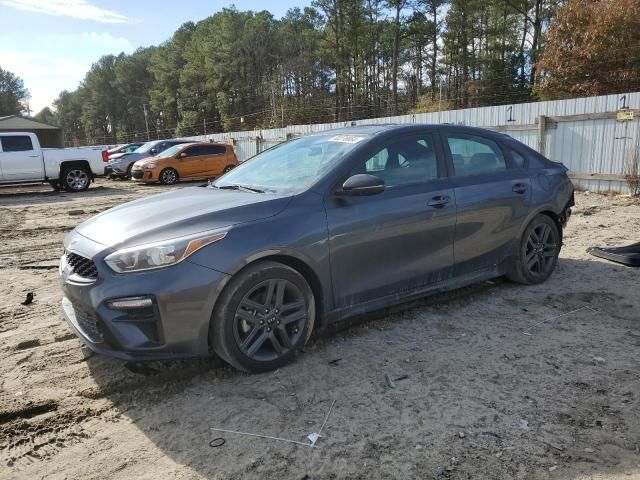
[313,123,510,140]
[177,142,228,148]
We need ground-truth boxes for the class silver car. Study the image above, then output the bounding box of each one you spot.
[106,139,191,178]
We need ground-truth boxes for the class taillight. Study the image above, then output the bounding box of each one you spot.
[101,150,109,162]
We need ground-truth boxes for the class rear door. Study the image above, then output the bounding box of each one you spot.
[325,132,457,309]
[0,135,43,182]
[201,145,227,176]
[442,131,532,277]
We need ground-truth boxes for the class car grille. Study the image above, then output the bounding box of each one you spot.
[131,169,144,179]
[66,252,98,279]
[71,303,103,343]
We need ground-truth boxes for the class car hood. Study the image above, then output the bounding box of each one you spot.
[74,187,293,250]
[110,152,148,166]
[133,156,164,167]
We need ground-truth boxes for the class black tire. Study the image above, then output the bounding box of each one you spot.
[222,165,235,174]
[507,214,561,285]
[159,168,179,185]
[125,164,133,179]
[210,261,315,373]
[61,166,91,192]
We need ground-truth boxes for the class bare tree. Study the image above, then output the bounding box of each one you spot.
[624,147,640,196]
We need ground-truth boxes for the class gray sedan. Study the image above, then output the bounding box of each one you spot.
[60,125,574,372]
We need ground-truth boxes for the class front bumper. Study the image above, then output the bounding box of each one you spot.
[131,168,152,181]
[59,234,230,361]
[109,163,131,177]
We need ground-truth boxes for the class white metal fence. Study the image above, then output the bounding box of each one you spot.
[182,91,640,193]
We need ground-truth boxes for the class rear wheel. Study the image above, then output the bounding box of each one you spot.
[210,261,315,373]
[159,168,179,185]
[61,166,90,192]
[507,214,560,284]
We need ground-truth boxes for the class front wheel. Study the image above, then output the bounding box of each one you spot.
[159,168,179,185]
[507,214,560,285]
[210,261,315,373]
[222,165,235,174]
[61,166,90,192]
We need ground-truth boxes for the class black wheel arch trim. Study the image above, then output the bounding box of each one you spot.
[205,247,330,334]
[514,205,566,260]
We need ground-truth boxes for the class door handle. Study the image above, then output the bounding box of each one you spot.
[512,183,528,194]
[29,155,40,158]
[428,195,450,208]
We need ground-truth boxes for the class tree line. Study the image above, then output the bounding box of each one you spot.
[0,66,29,118]
[2,0,639,146]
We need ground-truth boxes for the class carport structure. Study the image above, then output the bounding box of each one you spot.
[0,115,64,148]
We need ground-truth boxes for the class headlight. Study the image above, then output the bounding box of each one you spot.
[143,163,157,169]
[104,230,227,273]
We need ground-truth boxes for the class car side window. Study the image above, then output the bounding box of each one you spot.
[509,149,527,168]
[1,135,34,152]
[446,135,506,176]
[351,135,439,187]
[203,145,226,155]
[184,146,202,157]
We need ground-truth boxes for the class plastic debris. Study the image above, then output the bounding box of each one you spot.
[21,292,35,306]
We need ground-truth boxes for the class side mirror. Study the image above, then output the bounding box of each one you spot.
[179,152,187,158]
[150,148,158,154]
[339,174,385,196]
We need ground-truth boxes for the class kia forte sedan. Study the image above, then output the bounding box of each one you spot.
[60,125,574,372]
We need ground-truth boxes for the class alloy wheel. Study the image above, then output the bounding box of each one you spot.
[525,222,557,276]
[233,279,307,362]
[161,169,177,184]
[66,169,89,190]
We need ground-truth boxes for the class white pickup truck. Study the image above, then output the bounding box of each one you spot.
[0,132,108,192]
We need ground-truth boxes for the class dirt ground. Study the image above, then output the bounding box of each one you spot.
[0,179,639,480]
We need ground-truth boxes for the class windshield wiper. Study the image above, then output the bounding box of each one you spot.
[216,184,265,193]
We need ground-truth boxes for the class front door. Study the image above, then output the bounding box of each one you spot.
[0,135,43,182]
[325,132,457,310]
[179,146,207,178]
[442,131,532,277]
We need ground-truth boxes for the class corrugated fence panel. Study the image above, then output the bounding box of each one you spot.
[234,138,258,160]
[175,91,640,192]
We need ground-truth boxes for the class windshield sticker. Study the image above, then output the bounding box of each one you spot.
[327,135,367,144]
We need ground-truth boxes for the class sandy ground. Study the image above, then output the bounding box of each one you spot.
[0,179,639,480]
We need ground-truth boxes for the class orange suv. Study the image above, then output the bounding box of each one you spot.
[131,142,238,185]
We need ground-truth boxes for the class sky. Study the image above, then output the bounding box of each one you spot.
[0,0,311,114]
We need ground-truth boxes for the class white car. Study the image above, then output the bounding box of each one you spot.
[0,132,108,192]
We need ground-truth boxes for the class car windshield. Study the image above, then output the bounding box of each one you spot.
[158,145,184,158]
[213,133,367,194]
